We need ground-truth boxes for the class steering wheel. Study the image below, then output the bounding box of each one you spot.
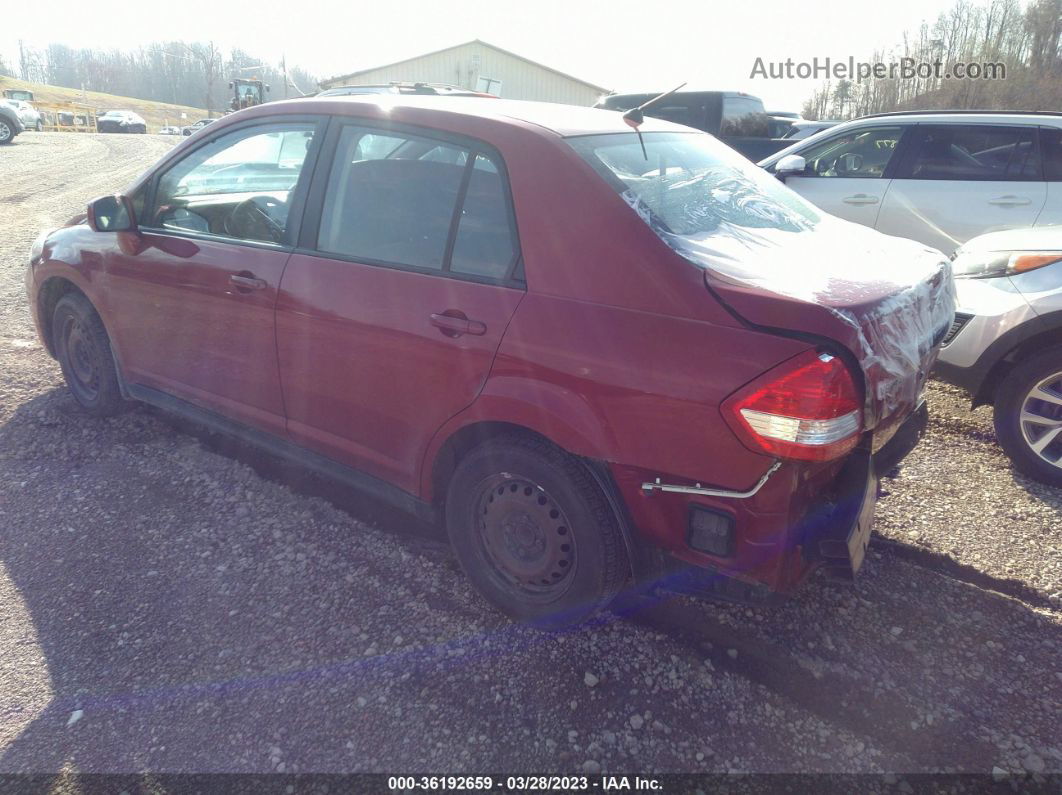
[835,152,865,175]
[225,196,286,243]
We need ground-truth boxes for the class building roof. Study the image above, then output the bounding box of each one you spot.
[322,39,610,94]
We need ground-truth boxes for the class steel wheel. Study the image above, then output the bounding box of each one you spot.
[474,475,577,602]
[1018,371,1062,468]
[60,314,102,404]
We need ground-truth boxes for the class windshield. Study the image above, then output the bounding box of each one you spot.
[568,132,821,241]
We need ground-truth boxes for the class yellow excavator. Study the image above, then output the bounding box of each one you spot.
[229,78,270,112]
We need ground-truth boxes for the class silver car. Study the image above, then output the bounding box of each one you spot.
[935,226,1062,485]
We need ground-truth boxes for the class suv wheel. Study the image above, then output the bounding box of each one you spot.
[445,434,629,627]
[53,293,126,416]
[0,119,13,144]
[995,347,1062,486]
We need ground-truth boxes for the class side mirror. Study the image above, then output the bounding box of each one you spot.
[775,154,807,176]
[86,195,135,233]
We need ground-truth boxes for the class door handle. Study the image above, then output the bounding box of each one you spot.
[430,312,487,337]
[842,194,879,205]
[988,195,1032,206]
[230,273,267,291]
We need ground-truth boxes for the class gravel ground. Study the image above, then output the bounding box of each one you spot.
[0,133,1059,777]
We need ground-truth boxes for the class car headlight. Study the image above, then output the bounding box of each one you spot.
[951,249,1062,279]
[29,230,49,264]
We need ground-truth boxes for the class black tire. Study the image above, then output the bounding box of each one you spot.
[994,347,1062,487]
[53,293,127,417]
[0,119,14,144]
[445,434,629,627]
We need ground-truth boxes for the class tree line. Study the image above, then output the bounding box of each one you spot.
[802,0,1062,119]
[1,40,318,112]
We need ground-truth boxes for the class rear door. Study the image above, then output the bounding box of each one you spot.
[777,125,906,228]
[276,122,525,494]
[877,123,1046,255]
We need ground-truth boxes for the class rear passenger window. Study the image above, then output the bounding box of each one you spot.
[1041,128,1062,181]
[318,126,466,269]
[318,125,519,279]
[451,154,517,279]
[903,125,1040,181]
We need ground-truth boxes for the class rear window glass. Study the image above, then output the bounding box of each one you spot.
[720,96,770,138]
[568,131,821,239]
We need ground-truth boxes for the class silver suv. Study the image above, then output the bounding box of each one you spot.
[935,226,1062,485]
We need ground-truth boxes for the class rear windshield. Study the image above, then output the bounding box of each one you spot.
[567,132,821,239]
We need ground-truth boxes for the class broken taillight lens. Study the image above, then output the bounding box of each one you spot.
[723,350,863,462]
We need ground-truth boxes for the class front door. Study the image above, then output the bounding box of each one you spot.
[782,125,907,228]
[101,119,322,435]
[276,123,525,494]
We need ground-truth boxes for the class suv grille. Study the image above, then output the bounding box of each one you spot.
[942,312,973,346]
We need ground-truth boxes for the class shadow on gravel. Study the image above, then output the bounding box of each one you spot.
[1,388,1060,774]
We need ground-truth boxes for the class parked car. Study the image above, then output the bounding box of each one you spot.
[2,98,43,131]
[181,118,215,136]
[26,97,954,625]
[318,82,496,98]
[768,115,797,139]
[759,110,1062,255]
[935,226,1062,485]
[0,101,24,144]
[97,110,147,134]
[782,119,842,140]
[595,90,793,161]
[159,125,181,135]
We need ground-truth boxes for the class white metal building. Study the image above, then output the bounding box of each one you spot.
[320,40,609,106]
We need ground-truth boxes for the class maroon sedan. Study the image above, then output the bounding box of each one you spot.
[26,96,954,625]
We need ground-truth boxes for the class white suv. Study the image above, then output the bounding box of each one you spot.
[759,111,1062,255]
[936,226,1062,485]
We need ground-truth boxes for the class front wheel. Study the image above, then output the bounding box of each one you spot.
[445,434,629,628]
[53,293,127,417]
[0,120,14,144]
[994,348,1062,486]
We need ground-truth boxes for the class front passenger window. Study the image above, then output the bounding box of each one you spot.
[150,122,316,244]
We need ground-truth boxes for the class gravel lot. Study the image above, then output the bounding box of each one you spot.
[0,133,1059,777]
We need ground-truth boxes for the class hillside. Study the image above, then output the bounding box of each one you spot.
[0,76,210,132]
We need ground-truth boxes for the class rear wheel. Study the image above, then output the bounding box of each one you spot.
[995,348,1062,486]
[53,293,126,417]
[445,434,629,627]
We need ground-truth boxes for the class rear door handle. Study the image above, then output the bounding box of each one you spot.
[988,195,1032,206]
[842,194,879,205]
[230,273,267,291]
[430,312,486,337]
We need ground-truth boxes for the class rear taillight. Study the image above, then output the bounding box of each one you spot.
[723,350,863,462]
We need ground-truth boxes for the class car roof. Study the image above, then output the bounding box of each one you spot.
[281,95,690,137]
[844,111,1062,127]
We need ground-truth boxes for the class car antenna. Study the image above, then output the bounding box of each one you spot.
[621,82,687,159]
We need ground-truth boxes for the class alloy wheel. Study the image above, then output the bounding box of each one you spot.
[1018,372,1062,468]
[0,122,11,143]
